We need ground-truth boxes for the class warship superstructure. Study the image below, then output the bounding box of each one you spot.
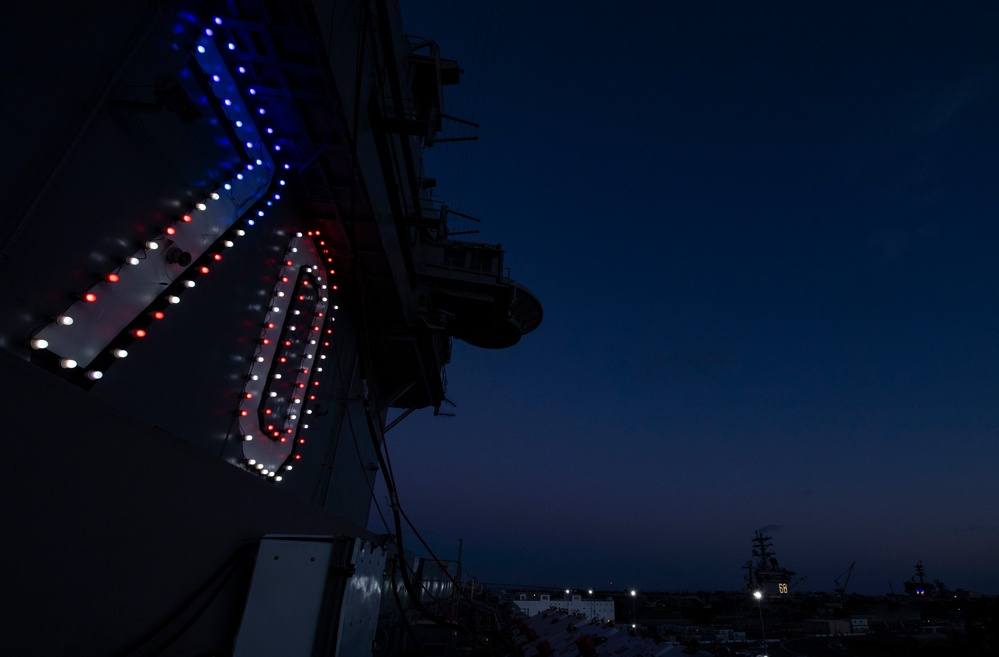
[1,1,539,654]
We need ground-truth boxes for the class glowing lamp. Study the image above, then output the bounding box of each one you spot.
[244,435,253,441]
[132,329,147,338]
[166,295,180,304]
[112,349,128,358]
[165,226,177,235]
[195,202,207,211]
[181,214,193,223]
[82,293,97,303]
[151,311,165,320]
[126,256,140,266]
[56,315,74,326]
[60,358,77,369]
[145,241,159,250]
[106,273,120,283]
[210,192,220,200]
[86,370,103,381]
[183,280,196,288]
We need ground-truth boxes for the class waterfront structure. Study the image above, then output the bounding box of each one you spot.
[512,593,617,622]
[1,1,539,654]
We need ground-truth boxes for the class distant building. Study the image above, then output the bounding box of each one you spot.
[513,593,616,622]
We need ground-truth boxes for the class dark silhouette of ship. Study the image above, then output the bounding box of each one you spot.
[744,531,800,597]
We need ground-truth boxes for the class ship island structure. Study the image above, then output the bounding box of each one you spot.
[0,1,541,655]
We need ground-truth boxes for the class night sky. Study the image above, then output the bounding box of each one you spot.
[369,1,999,595]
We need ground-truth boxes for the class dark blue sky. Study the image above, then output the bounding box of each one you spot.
[371,1,999,594]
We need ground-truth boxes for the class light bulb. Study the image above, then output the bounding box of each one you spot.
[56,315,74,326]
[210,192,220,200]
[244,435,253,441]
[248,459,256,465]
[146,241,158,250]
[112,349,128,358]
[196,202,207,211]
[60,358,77,369]
[30,338,48,349]
[126,256,140,266]
[183,280,196,288]
[166,295,180,304]
[86,370,103,380]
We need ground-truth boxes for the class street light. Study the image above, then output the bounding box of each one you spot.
[630,589,637,626]
[753,590,767,655]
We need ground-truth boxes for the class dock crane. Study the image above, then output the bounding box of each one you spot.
[834,562,856,595]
